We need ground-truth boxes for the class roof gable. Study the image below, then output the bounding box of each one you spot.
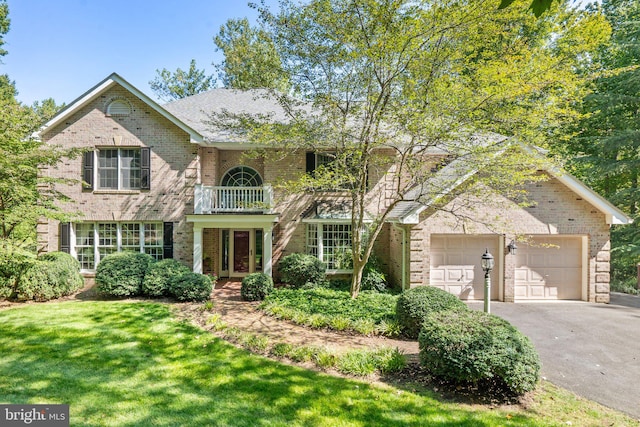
[387,145,632,226]
[35,73,203,143]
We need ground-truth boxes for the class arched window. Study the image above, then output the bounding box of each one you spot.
[106,98,132,116]
[221,166,262,187]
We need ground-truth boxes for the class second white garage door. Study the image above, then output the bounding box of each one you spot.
[430,235,500,300]
[514,236,583,300]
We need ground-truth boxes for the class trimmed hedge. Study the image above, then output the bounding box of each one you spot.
[278,253,326,288]
[241,273,274,301]
[142,259,191,297]
[169,272,213,302]
[12,252,84,302]
[39,252,84,295]
[419,309,541,395]
[96,252,155,297]
[396,286,467,339]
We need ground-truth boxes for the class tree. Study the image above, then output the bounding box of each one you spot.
[212,0,609,298]
[0,0,8,58]
[149,59,215,102]
[32,97,65,124]
[556,0,640,285]
[0,78,79,249]
[499,0,556,17]
[214,17,289,90]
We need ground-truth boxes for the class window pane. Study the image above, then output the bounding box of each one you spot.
[120,149,141,189]
[98,149,118,189]
[75,223,95,270]
[75,223,94,246]
[76,247,95,271]
[143,223,163,260]
[121,223,140,251]
[98,223,117,247]
[322,224,352,270]
[306,224,318,258]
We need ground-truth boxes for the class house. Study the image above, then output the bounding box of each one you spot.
[36,73,632,303]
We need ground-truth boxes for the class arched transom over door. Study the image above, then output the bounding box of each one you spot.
[221,166,262,187]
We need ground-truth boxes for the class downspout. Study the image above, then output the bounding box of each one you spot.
[392,223,408,291]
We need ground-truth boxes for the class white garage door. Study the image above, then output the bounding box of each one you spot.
[430,235,500,300]
[515,236,583,300]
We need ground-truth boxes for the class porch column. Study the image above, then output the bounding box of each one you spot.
[193,225,203,273]
[263,225,274,278]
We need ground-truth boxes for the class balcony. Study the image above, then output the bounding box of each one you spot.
[194,184,273,214]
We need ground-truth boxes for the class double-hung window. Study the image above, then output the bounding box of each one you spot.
[306,223,353,271]
[98,148,141,190]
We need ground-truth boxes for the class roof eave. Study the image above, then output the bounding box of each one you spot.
[547,167,633,225]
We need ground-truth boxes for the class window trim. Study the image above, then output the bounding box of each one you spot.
[93,147,149,191]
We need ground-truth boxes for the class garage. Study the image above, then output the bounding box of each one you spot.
[514,236,584,300]
[430,235,500,300]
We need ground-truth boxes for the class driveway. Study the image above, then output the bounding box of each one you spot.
[468,293,640,420]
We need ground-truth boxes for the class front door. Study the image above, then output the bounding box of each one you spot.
[232,230,251,276]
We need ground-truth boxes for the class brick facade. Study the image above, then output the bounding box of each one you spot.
[38,76,624,303]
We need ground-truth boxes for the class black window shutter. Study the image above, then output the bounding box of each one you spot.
[163,222,173,259]
[141,148,151,190]
[83,151,94,190]
[60,222,71,253]
[306,152,315,174]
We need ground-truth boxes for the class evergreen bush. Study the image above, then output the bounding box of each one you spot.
[96,252,155,297]
[396,286,467,339]
[278,253,326,288]
[39,251,84,295]
[241,273,274,301]
[11,252,84,301]
[419,309,541,395]
[142,258,190,297]
[169,272,213,302]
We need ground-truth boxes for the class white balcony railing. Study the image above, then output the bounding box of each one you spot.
[194,184,273,214]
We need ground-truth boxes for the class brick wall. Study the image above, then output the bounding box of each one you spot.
[410,174,612,302]
[39,84,197,268]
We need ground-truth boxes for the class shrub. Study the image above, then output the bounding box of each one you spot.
[39,252,84,295]
[96,252,155,297]
[142,259,190,297]
[0,244,36,300]
[13,260,60,301]
[12,252,84,302]
[278,253,326,288]
[169,272,213,302]
[361,256,388,293]
[241,273,274,301]
[396,286,467,339]
[419,309,541,395]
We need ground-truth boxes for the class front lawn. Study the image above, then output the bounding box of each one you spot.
[0,302,636,426]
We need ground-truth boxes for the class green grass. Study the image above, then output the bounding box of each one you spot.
[0,302,636,426]
[260,287,399,335]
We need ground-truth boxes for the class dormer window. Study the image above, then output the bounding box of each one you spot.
[106,98,132,116]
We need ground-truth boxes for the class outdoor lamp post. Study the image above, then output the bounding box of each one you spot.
[481,248,494,313]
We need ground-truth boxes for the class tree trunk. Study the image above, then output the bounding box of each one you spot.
[350,256,366,299]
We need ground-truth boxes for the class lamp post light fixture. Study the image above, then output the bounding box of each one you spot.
[481,248,494,313]
[507,240,518,256]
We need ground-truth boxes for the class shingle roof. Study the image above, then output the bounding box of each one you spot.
[163,89,296,143]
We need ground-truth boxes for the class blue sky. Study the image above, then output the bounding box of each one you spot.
[2,0,278,105]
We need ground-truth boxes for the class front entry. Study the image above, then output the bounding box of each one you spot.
[221,229,263,278]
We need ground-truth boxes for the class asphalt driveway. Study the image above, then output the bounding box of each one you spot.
[468,293,640,420]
